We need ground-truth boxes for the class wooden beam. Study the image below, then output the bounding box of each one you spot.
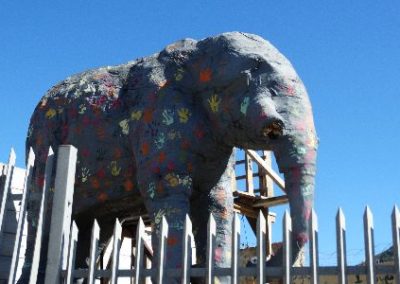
[245,152,254,195]
[246,150,286,192]
[253,195,289,208]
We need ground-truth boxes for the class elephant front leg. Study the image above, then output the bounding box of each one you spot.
[191,184,234,263]
[190,159,235,283]
[137,172,192,282]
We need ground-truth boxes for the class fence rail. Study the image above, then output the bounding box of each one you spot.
[0,146,399,283]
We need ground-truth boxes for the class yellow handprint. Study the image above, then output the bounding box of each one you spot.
[119,119,130,135]
[130,110,143,121]
[174,68,185,81]
[165,173,179,187]
[177,108,191,123]
[208,94,221,113]
[45,108,57,119]
[110,161,121,176]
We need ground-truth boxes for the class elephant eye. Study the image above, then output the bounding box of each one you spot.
[269,88,279,97]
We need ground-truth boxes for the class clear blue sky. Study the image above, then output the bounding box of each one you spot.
[1,1,399,265]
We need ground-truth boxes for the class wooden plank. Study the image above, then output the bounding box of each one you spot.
[233,203,258,219]
[181,214,192,284]
[392,205,400,284]
[45,145,78,284]
[257,210,266,284]
[88,220,100,284]
[231,213,240,284]
[246,150,286,192]
[134,217,145,284]
[236,173,261,180]
[206,214,216,284]
[283,210,292,284]
[363,206,375,284]
[258,151,273,197]
[309,209,319,284]
[110,219,122,284]
[29,147,54,284]
[234,190,289,208]
[156,216,168,284]
[336,208,347,284]
[245,152,254,195]
[65,221,78,284]
[0,148,16,245]
[253,195,289,208]
[8,148,34,284]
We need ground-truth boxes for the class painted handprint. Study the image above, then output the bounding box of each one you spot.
[208,94,221,113]
[162,109,174,125]
[177,108,191,123]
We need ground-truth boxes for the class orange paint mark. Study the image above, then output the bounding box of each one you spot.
[36,135,44,146]
[156,183,164,194]
[124,179,134,191]
[143,109,153,123]
[104,180,112,188]
[141,142,150,155]
[199,68,212,82]
[96,126,106,140]
[36,176,45,188]
[74,125,82,135]
[181,139,190,150]
[90,177,100,189]
[113,148,122,159]
[92,107,102,117]
[97,192,108,202]
[168,236,178,246]
[158,152,166,163]
[187,162,193,173]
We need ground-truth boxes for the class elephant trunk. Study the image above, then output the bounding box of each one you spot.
[273,129,318,263]
[283,162,316,247]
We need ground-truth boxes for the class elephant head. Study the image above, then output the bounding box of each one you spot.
[174,32,318,263]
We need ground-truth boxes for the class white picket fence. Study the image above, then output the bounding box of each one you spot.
[0,145,400,283]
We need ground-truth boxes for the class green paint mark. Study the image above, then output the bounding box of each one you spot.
[240,97,250,115]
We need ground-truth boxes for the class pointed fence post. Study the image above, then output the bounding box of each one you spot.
[206,214,216,284]
[231,213,240,284]
[0,148,16,247]
[88,220,100,284]
[65,221,79,284]
[391,205,400,284]
[157,217,168,284]
[336,208,347,284]
[257,210,266,284]
[283,211,292,284]
[8,148,35,284]
[29,147,54,284]
[134,217,145,284]
[110,219,122,284]
[309,209,319,284]
[364,206,375,284]
[181,215,192,284]
[45,145,78,284]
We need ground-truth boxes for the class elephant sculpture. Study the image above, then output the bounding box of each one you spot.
[22,32,318,283]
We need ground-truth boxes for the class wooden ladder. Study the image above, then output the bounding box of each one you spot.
[234,150,288,255]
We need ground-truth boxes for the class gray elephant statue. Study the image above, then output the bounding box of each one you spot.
[22,32,318,283]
